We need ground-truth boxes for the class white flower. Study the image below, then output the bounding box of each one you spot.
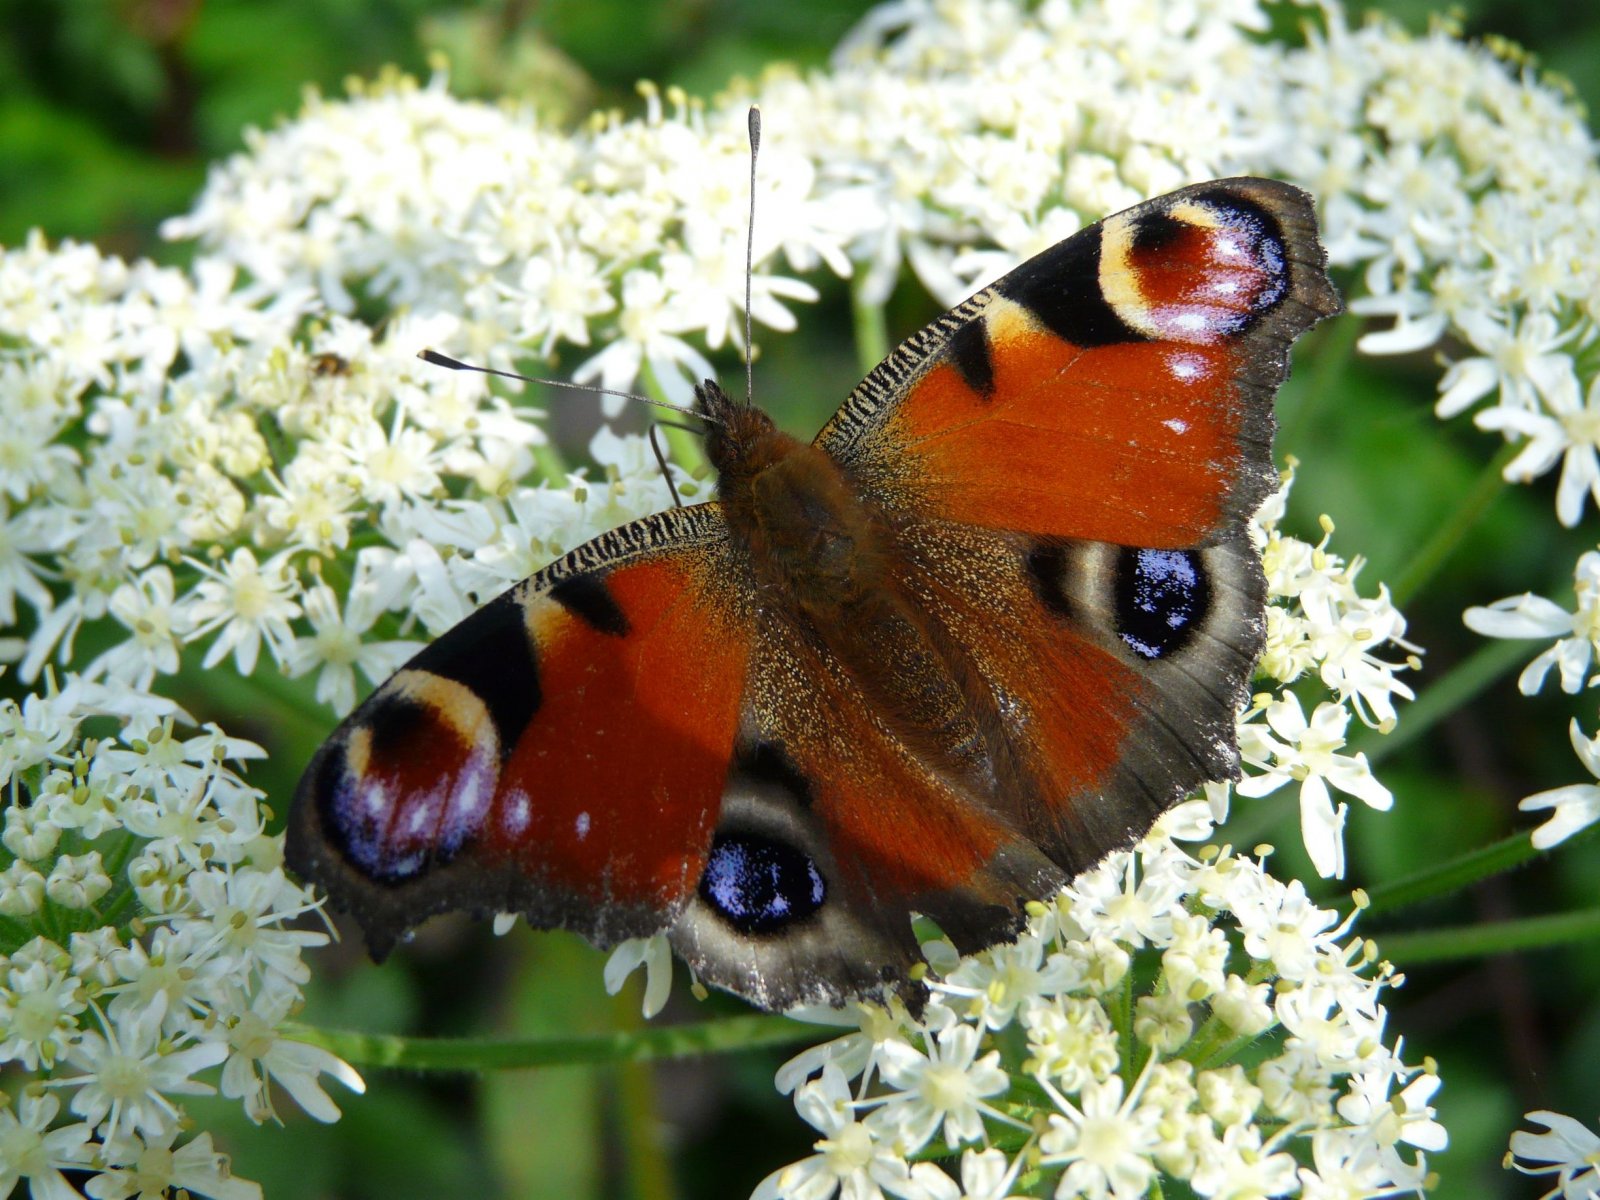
[1335,1065,1447,1178]
[0,497,59,628]
[86,1128,262,1200]
[1509,1110,1600,1200]
[44,850,113,909]
[1477,369,1600,526]
[86,566,191,689]
[1516,719,1600,849]
[873,1022,1011,1152]
[956,1147,1028,1200]
[1038,1072,1162,1200]
[0,1092,92,1200]
[1236,696,1393,877]
[175,867,326,994]
[3,800,62,860]
[58,1002,228,1142]
[185,548,302,675]
[338,408,447,510]
[1189,1123,1299,1199]
[1464,550,1600,695]
[1063,849,1184,948]
[1434,311,1578,420]
[0,952,86,1070]
[937,933,1080,1030]
[752,1063,912,1200]
[1301,1128,1422,1198]
[0,859,46,916]
[282,581,421,716]
[572,268,717,415]
[508,238,615,356]
[220,993,366,1123]
[1023,997,1118,1093]
[774,1002,915,1097]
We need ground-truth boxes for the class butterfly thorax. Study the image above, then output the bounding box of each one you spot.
[698,379,996,785]
[699,380,888,619]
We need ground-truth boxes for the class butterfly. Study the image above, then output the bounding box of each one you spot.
[286,177,1339,1013]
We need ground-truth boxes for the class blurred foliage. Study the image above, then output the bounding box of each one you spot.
[3,1,1600,1198]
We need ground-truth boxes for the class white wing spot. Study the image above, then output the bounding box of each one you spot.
[405,798,437,835]
[1167,352,1207,382]
[575,811,591,840]
[1163,418,1190,434]
[503,790,531,836]
[455,773,483,819]
[361,781,389,817]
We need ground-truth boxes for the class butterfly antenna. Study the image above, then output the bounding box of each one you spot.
[647,423,684,509]
[744,105,760,409]
[417,349,717,426]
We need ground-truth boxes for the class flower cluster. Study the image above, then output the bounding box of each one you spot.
[1241,0,1600,859]
[7,0,1595,1188]
[162,73,850,413]
[754,813,1442,1200]
[1248,17,1600,527]
[0,675,361,1198]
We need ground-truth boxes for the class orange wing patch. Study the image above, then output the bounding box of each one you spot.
[286,504,753,956]
[822,178,1339,547]
[888,305,1249,545]
[494,558,749,908]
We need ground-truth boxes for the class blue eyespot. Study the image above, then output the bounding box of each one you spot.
[1116,548,1210,659]
[699,833,825,934]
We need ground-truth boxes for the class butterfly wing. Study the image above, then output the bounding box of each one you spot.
[776,179,1337,942]
[664,524,1268,1013]
[286,503,754,959]
[816,178,1339,545]
[894,518,1268,875]
[668,601,1068,1010]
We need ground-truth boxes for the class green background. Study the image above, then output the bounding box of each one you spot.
[4,1,1600,1197]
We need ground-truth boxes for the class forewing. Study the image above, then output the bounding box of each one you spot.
[816,178,1339,545]
[286,503,754,958]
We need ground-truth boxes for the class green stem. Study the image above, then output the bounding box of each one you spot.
[279,1013,823,1071]
[1357,822,1599,919]
[851,276,890,376]
[612,989,675,1200]
[1112,967,1136,1088]
[1378,906,1600,964]
[257,411,292,476]
[1388,441,1517,609]
[1350,637,1531,767]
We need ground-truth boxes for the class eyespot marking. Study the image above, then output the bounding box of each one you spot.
[1116,547,1211,660]
[699,832,826,934]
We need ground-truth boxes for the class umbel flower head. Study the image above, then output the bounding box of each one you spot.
[0,676,364,1198]
[3,0,1597,1190]
[749,809,1442,1200]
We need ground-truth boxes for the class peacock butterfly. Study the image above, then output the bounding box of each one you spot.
[285,175,1339,1012]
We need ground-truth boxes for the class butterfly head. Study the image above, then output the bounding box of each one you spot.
[696,380,780,477]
